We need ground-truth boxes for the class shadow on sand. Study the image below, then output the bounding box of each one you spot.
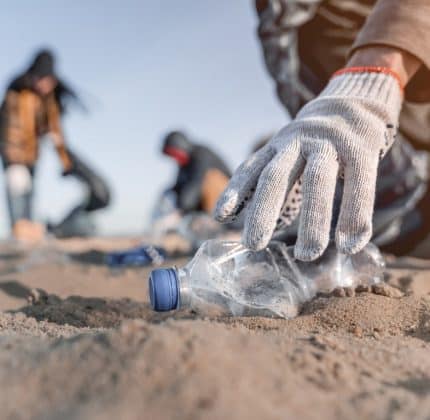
[9,288,194,328]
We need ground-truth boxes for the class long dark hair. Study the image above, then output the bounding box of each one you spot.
[8,49,85,114]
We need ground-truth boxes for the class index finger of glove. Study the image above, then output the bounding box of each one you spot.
[243,142,303,250]
[215,145,275,223]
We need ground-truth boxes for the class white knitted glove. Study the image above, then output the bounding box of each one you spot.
[216,69,403,261]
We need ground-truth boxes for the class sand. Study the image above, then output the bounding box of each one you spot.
[0,239,430,420]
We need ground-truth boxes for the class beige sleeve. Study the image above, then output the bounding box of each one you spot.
[351,0,430,69]
[350,0,430,101]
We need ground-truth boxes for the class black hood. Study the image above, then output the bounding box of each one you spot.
[8,48,86,114]
[162,131,194,155]
[28,50,55,78]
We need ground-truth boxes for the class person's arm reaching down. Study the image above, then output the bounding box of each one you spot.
[174,161,205,213]
[255,0,322,116]
[51,132,73,174]
[47,96,73,174]
[216,0,430,260]
[215,45,422,260]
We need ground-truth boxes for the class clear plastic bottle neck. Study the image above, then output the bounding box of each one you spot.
[177,267,192,308]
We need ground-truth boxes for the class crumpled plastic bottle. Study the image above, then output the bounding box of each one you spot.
[149,240,385,318]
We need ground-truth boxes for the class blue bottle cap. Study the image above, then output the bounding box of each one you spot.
[149,268,180,311]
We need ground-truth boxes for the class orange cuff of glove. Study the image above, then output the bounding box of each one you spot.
[332,66,404,92]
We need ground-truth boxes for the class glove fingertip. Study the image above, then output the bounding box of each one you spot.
[294,244,325,262]
[214,202,234,223]
[214,188,244,221]
[242,236,267,251]
[336,229,372,255]
[213,211,235,224]
[242,224,272,251]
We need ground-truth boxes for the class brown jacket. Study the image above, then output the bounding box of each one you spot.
[256,0,430,148]
[0,89,72,169]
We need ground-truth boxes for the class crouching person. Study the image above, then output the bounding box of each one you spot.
[0,49,110,241]
[162,131,231,215]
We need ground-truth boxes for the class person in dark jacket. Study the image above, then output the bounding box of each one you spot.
[162,131,231,214]
[0,49,110,240]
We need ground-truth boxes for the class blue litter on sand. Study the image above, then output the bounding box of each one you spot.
[106,245,166,268]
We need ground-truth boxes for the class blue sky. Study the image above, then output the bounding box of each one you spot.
[0,1,288,237]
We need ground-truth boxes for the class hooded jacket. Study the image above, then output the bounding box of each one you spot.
[0,50,75,170]
[163,132,231,213]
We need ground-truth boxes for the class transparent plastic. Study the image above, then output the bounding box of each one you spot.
[176,240,385,318]
[176,213,227,249]
[147,191,228,250]
[149,190,182,238]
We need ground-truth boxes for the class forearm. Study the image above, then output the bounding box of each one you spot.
[348,46,421,87]
[50,132,73,172]
[255,0,321,116]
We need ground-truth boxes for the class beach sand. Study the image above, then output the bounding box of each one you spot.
[0,238,429,419]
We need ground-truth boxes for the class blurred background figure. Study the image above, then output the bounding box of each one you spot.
[101,131,235,268]
[0,49,110,242]
[47,147,110,239]
[0,2,288,240]
[148,130,234,252]
[162,131,231,216]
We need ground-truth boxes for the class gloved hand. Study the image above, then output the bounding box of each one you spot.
[215,68,403,260]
